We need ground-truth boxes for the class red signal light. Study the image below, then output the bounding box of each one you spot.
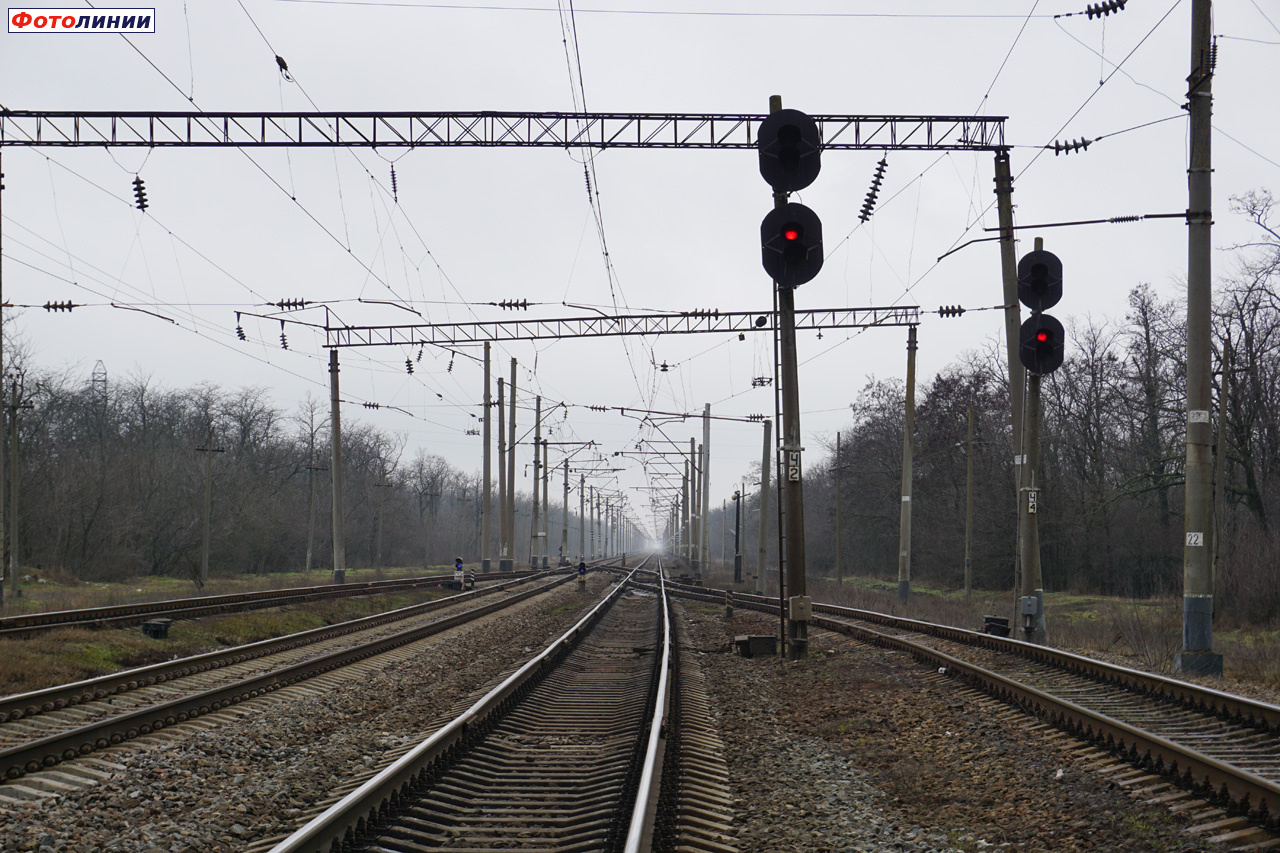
[783,229,800,241]
[1036,330,1049,343]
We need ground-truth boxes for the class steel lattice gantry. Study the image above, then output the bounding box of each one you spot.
[0,110,1005,151]
[321,306,920,348]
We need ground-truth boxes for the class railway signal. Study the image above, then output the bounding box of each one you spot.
[761,203,824,287]
[1016,249,1065,375]
[756,108,821,193]
[1018,314,1065,376]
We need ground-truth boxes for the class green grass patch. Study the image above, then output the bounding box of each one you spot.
[0,586,450,697]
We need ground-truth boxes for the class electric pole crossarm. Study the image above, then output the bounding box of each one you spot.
[0,111,1005,151]
[324,306,920,348]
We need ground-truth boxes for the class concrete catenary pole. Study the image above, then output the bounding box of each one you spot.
[993,150,1025,609]
[834,431,843,585]
[481,342,492,572]
[700,404,712,578]
[1213,337,1231,586]
[0,151,6,604]
[897,325,917,603]
[497,377,507,569]
[505,359,517,572]
[579,473,585,560]
[328,349,347,583]
[690,438,700,576]
[722,498,728,572]
[681,459,691,566]
[757,418,772,597]
[7,383,17,593]
[530,396,541,568]
[1178,0,1221,676]
[562,458,570,565]
[965,405,975,600]
[542,438,550,567]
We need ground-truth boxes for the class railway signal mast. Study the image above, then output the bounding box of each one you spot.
[758,99,821,660]
[1015,242,1064,643]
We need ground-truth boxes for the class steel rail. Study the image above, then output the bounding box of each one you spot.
[268,563,641,852]
[624,557,672,853]
[0,570,534,637]
[674,584,1280,731]
[663,582,1280,825]
[818,617,1280,827]
[0,575,572,780]
[0,573,546,723]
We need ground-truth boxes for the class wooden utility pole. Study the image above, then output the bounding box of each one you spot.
[1178,0,1221,676]
[481,341,492,572]
[328,349,347,583]
[196,425,225,587]
[897,325,917,603]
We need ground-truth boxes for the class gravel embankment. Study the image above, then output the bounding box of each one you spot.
[0,575,611,852]
[680,602,1224,853]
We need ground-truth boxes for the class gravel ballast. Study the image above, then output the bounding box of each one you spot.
[0,576,609,851]
[680,602,1224,853]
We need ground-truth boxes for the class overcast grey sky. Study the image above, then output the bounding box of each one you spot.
[2,0,1278,539]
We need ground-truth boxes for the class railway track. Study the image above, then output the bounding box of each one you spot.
[267,557,735,853]
[0,569,535,638]
[0,571,571,787]
[668,583,1280,842]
